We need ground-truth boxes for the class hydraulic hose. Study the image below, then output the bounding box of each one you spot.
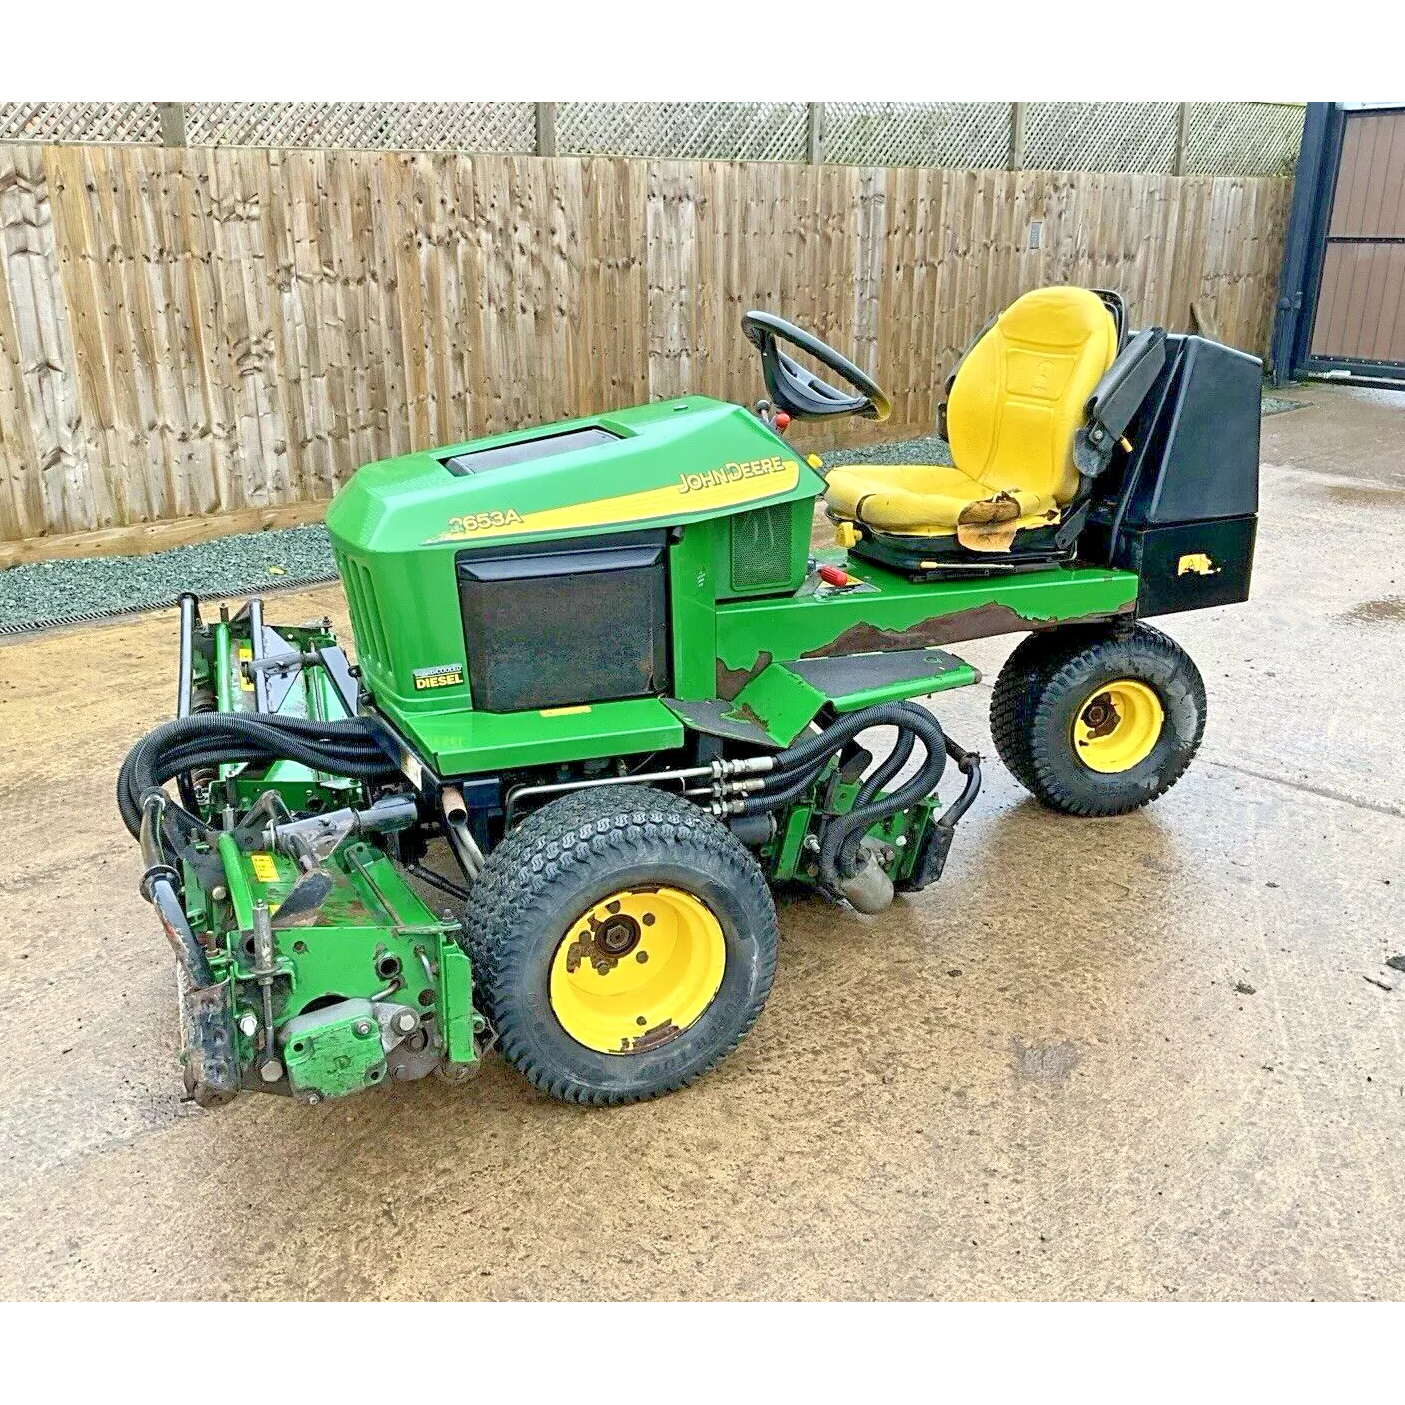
[139,790,215,986]
[740,702,932,817]
[818,705,947,885]
[741,701,943,815]
[854,727,915,810]
[117,712,402,842]
[732,700,949,888]
[735,753,832,815]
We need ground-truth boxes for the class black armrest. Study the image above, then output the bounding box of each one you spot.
[1086,327,1167,441]
[1069,326,1169,495]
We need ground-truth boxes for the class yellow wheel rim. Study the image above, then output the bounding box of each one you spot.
[1071,679,1164,773]
[548,887,726,1055]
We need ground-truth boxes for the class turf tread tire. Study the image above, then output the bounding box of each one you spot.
[988,629,1092,796]
[989,622,1206,817]
[462,786,778,1106]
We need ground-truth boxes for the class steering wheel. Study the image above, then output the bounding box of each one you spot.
[742,311,891,423]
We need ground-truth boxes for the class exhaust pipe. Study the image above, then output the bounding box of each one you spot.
[440,785,485,881]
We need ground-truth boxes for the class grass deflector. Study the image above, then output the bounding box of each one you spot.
[120,286,1259,1107]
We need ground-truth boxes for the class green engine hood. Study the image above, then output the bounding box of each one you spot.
[325,396,823,556]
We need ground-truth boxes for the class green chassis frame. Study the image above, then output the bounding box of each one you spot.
[325,395,1138,780]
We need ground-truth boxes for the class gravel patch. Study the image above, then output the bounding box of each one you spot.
[0,524,336,631]
[821,433,953,470]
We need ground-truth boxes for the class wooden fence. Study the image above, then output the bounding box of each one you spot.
[0,143,1292,559]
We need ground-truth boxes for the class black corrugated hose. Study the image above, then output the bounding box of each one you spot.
[738,701,948,887]
[117,712,402,847]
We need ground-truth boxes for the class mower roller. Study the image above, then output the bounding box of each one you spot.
[119,285,1260,1108]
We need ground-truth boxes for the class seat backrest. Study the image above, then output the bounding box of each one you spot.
[946,286,1119,504]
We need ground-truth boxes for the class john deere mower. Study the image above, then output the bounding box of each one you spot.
[119,285,1260,1108]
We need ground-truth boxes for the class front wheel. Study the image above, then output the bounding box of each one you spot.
[463,786,779,1106]
[990,623,1206,816]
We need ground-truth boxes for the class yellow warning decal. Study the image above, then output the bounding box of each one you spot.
[426,459,801,544]
[237,644,253,691]
[1177,553,1218,577]
[250,852,279,883]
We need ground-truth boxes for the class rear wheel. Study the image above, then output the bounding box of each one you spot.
[464,786,778,1105]
[990,623,1206,816]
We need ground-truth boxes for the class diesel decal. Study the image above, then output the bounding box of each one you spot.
[413,663,465,691]
[446,509,524,535]
[678,457,796,494]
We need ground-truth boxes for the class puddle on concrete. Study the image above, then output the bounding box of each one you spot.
[1321,484,1405,511]
[1341,596,1405,625]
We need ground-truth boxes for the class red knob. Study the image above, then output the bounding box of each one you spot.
[818,564,849,586]
[774,412,791,431]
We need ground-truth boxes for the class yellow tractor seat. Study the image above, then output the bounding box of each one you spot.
[824,285,1120,553]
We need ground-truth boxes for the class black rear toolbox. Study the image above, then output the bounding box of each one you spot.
[1088,333,1262,617]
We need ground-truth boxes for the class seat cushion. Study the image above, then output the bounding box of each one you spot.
[823,462,1057,536]
[947,285,1118,505]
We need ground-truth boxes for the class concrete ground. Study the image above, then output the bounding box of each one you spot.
[0,382,1402,1301]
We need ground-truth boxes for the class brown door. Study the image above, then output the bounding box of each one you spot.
[1310,109,1405,368]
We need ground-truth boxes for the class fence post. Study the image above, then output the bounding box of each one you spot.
[1009,102,1026,171]
[807,102,825,164]
[536,102,557,157]
[1173,102,1190,175]
[157,103,186,148]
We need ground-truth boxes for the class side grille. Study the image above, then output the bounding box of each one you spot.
[729,502,794,592]
[337,554,390,671]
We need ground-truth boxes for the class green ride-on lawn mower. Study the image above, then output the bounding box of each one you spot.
[119,285,1260,1109]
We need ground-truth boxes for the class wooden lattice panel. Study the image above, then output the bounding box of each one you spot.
[558,102,808,161]
[823,103,1012,169]
[0,100,1307,176]
[1024,103,1180,173]
[183,102,536,152]
[1186,103,1306,177]
[0,102,163,144]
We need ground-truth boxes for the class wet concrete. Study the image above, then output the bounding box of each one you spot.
[0,382,1402,1300]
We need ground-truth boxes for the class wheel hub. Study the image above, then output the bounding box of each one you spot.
[597,912,641,957]
[550,887,726,1055]
[1072,678,1165,773]
[1082,698,1114,732]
